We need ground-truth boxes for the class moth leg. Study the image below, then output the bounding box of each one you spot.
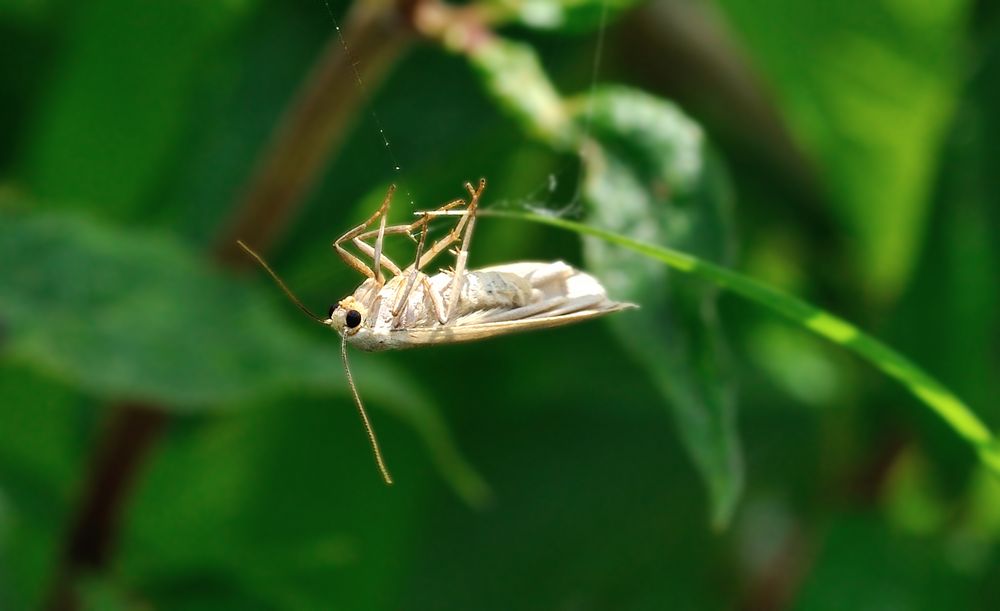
[413,216,467,270]
[391,217,430,322]
[355,198,465,246]
[333,184,396,282]
[421,274,449,325]
[406,179,485,281]
[349,195,468,324]
[391,198,465,273]
[444,178,486,322]
[352,234,404,277]
[351,198,467,278]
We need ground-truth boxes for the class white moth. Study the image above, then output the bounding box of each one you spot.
[239,179,635,484]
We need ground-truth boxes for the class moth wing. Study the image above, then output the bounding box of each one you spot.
[397,301,635,346]
[390,261,635,347]
[474,261,603,301]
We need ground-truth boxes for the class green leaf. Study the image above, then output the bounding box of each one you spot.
[574,86,743,528]
[0,209,488,504]
[893,28,1000,426]
[484,0,641,32]
[22,0,258,220]
[467,37,576,147]
[0,366,84,609]
[714,0,970,301]
[469,38,744,525]
[480,209,1000,477]
[116,391,428,610]
[79,576,145,611]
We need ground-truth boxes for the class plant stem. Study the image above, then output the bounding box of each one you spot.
[45,2,414,609]
[214,0,414,265]
[44,404,166,610]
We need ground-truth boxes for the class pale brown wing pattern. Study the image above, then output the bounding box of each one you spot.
[450,261,633,326]
[397,302,636,347]
[409,261,634,345]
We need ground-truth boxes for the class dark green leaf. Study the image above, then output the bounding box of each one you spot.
[21,0,258,220]
[0,209,488,504]
[574,86,743,528]
[79,576,146,611]
[0,366,84,610]
[468,38,743,526]
[480,209,1000,476]
[467,37,576,147]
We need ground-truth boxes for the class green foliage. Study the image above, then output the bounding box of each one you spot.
[2,210,321,406]
[796,514,975,611]
[0,208,489,503]
[469,37,575,146]
[23,0,259,219]
[483,209,1000,476]
[1,0,999,608]
[485,0,640,31]
[576,87,742,528]
[471,36,744,526]
[714,0,971,302]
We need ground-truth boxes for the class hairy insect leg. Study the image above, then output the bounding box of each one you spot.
[349,197,467,279]
[351,231,405,277]
[411,182,485,274]
[444,178,486,322]
[333,180,484,323]
[384,191,486,325]
[354,198,464,246]
[381,194,475,325]
[333,184,396,282]
[391,216,430,323]
[423,274,448,324]
[370,196,391,285]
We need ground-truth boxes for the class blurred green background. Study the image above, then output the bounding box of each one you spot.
[2,0,999,609]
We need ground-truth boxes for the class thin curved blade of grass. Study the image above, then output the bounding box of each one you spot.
[482,209,1000,475]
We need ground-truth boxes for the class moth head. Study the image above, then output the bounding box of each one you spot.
[327,297,367,337]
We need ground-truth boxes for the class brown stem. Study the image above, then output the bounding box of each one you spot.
[214,0,415,265]
[738,524,814,611]
[45,2,414,609]
[44,404,166,611]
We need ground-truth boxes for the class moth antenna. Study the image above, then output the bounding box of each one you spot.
[341,336,394,485]
[236,240,325,324]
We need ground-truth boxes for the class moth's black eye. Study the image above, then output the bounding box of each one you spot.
[328,304,337,318]
[345,309,362,329]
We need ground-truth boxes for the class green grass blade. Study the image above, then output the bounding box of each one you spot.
[483,209,1000,474]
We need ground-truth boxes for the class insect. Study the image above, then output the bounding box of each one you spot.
[238,179,635,484]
